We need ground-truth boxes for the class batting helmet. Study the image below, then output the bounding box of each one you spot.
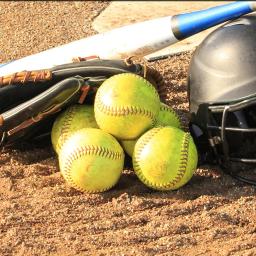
[188,13,256,185]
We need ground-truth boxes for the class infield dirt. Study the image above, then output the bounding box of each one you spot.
[0,2,255,256]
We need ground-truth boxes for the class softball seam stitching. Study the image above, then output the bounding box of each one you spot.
[62,145,123,193]
[133,127,190,190]
[95,74,159,125]
[158,104,182,128]
[57,106,77,152]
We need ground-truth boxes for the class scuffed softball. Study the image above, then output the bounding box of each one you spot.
[94,73,160,140]
[133,126,198,191]
[155,102,182,129]
[51,104,98,154]
[59,128,125,193]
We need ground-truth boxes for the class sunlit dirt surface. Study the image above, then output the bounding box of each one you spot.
[0,2,255,255]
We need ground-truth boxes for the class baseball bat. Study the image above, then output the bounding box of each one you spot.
[0,1,255,76]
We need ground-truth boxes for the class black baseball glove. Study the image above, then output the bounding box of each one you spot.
[0,57,165,147]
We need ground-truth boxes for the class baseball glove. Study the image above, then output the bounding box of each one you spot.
[0,57,165,147]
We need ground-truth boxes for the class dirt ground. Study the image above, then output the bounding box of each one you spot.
[0,2,255,256]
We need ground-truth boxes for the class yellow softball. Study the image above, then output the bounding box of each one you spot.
[51,104,98,154]
[155,102,182,129]
[94,73,160,140]
[120,139,136,158]
[59,128,125,193]
[133,126,198,191]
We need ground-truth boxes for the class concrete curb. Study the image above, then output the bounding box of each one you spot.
[92,1,232,59]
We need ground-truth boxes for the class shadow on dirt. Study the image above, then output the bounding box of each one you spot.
[101,162,256,203]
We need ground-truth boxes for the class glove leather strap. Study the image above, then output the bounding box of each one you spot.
[0,76,86,144]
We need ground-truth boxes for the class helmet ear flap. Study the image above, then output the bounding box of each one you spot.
[189,104,220,165]
[189,123,215,165]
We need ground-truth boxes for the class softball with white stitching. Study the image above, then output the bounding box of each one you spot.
[59,128,125,193]
[51,104,98,154]
[133,126,198,191]
[94,73,160,140]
